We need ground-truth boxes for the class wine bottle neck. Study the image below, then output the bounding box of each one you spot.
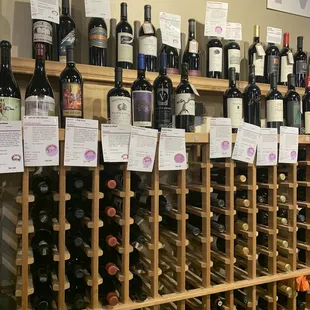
[254,37,260,43]
[62,7,69,15]
[0,49,11,72]
[189,31,195,40]
[159,67,167,75]
[138,69,145,79]
[249,74,256,84]
[115,80,123,88]
[35,58,46,75]
[229,79,236,88]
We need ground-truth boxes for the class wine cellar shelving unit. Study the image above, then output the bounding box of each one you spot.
[9,58,310,309]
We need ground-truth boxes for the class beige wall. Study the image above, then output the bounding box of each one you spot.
[1,0,310,73]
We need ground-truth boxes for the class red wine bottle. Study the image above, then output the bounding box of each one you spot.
[31,228,53,258]
[59,47,83,128]
[88,17,108,66]
[302,76,310,134]
[116,2,133,69]
[31,170,53,197]
[0,40,21,121]
[139,5,157,72]
[66,252,87,280]
[207,37,223,79]
[264,42,280,84]
[224,39,240,80]
[67,199,85,226]
[279,32,293,86]
[160,44,179,74]
[66,170,86,194]
[30,282,53,309]
[294,36,307,88]
[66,278,88,309]
[99,277,120,306]
[129,273,148,301]
[31,263,51,285]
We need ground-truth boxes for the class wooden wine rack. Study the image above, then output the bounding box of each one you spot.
[8,59,310,309]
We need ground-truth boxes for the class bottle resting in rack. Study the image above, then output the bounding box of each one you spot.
[107,67,131,125]
[131,53,153,127]
[224,38,240,80]
[139,5,157,72]
[279,32,293,86]
[0,40,21,121]
[207,36,223,79]
[25,43,55,116]
[116,2,133,69]
[59,0,76,63]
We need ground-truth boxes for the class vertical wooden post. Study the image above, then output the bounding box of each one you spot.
[305,145,310,309]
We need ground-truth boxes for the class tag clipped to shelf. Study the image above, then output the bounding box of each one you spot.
[101,124,131,163]
[127,126,158,172]
[209,118,232,159]
[64,118,99,167]
[257,128,278,166]
[204,1,228,37]
[0,121,24,174]
[279,126,299,164]
[255,43,266,56]
[225,22,242,41]
[84,0,111,19]
[266,26,282,45]
[232,121,260,164]
[30,0,60,24]
[159,128,187,171]
[160,12,181,49]
[23,116,59,167]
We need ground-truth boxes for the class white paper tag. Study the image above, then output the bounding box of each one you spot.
[225,22,242,41]
[210,118,232,159]
[0,121,24,174]
[266,26,282,45]
[64,118,99,167]
[101,124,131,163]
[232,121,260,164]
[84,0,111,19]
[127,126,158,172]
[257,128,278,166]
[279,126,299,164]
[189,41,198,54]
[160,12,181,50]
[189,83,200,96]
[204,1,228,37]
[30,0,59,24]
[23,116,59,167]
[255,44,266,56]
[142,23,154,34]
[288,52,294,64]
[159,128,187,171]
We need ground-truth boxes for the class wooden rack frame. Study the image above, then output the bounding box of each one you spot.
[14,132,310,310]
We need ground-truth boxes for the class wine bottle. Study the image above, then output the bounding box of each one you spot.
[25,43,55,116]
[299,249,306,263]
[224,39,240,80]
[116,2,133,69]
[136,193,172,214]
[243,64,261,126]
[161,215,200,237]
[67,199,85,226]
[131,54,153,127]
[107,67,131,125]
[30,283,53,309]
[248,25,265,83]
[66,253,87,280]
[66,278,88,309]
[129,273,148,301]
[31,263,51,285]
[0,40,21,121]
[31,228,53,258]
[211,169,246,185]
[258,297,268,309]
[59,0,76,63]
[112,195,146,218]
[99,248,121,277]
[278,283,293,298]
[258,253,291,272]
[175,63,195,132]
[302,76,310,134]
[66,228,85,250]
[139,5,157,72]
[111,172,144,192]
[210,192,225,208]
[160,44,179,74]
[223,67,242,133]
[264,43,280,84]
[279,32,293,86]
[294,36,307,88]
[298,208,306,223]
[31,170,53,198]
[59,47,83,128]
[88,17,108,66]
[30,201,53,227]
[183,19,200,76]
[32,19,53,60]
[66,170,86,194]
[284,73,301,130]
[234,290,248,305]
[207,37,223,79]
[154,51,173,130]
[211,294,225,309]
[266,72,283,132]
[99,277,119,306]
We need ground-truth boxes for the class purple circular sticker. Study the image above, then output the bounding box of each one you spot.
[174,153,185,163]
[143,156,152,168]
[221,141,230,151]
[46,144,58,157]
[11,154,21,161]
[122,154,128,160]
[247,147,255,157]
[215,26,223,34]
[269,153,276,162]
[290,150,297,160]
[84,150,96,162]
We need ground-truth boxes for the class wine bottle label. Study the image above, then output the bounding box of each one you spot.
[253,53,265,76]
[287,101,301,127]
[62,83,83,117]
[296,60,307,75]
[266,99,283,122]
[33,21,53,45]
[209,47,223,72]
[25,95,55,116]
[109,96,131,125]
[0,97,21,121]
[175,94,195,116]
[267,55,280,76]
[228,49,240,74]
[142,23,154,34]
[89,27,107,48]
[227,98,242,128]
[155,88,172,128]
[280,56,293,83]
[118,32,133,63]
[132,90,152,127]
[305,111,310,134]
[59,29,76,63]
[139,35,157,57]
[189,41,198,54]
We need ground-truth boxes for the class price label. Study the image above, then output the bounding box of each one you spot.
[204,1,228,37]
[287,52,294,64]
[30,0,59,24]
[84,0,111,19]
[279,126,299,164]
[255,43,266,56]
[225,22,242,41]
[266,26,282,45]
[160,12,181,49]
[189,41,198,54]
[257,128,278,166]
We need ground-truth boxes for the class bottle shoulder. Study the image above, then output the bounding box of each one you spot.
[225,41,240,50]
[266,45,280,55]
[176,82,194,94]
[244,83,261,95]
[284,90,301,101]
[107,87,131,98]
[207,38,223,48]
[26,77,54,98]
[280,46,290,56]
[89,18,107,29]
[224,87,242,98]
[60,15,75,26]
[266,89,283,100]
[116,21,133,33]
[153,75,173,89]
[60,67,83,83]
[0,73,21,98]
[131,77,152,91]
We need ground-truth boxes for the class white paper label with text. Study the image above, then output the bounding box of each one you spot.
[279,126,299,164]
[225,22,242,41]
[84,0,111,19]
[160,12,181,49]
[257,128,278,166]
[266,26,282,45]
[204,1,228,37]
[210,118,232,158]
[30,0,59,23]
